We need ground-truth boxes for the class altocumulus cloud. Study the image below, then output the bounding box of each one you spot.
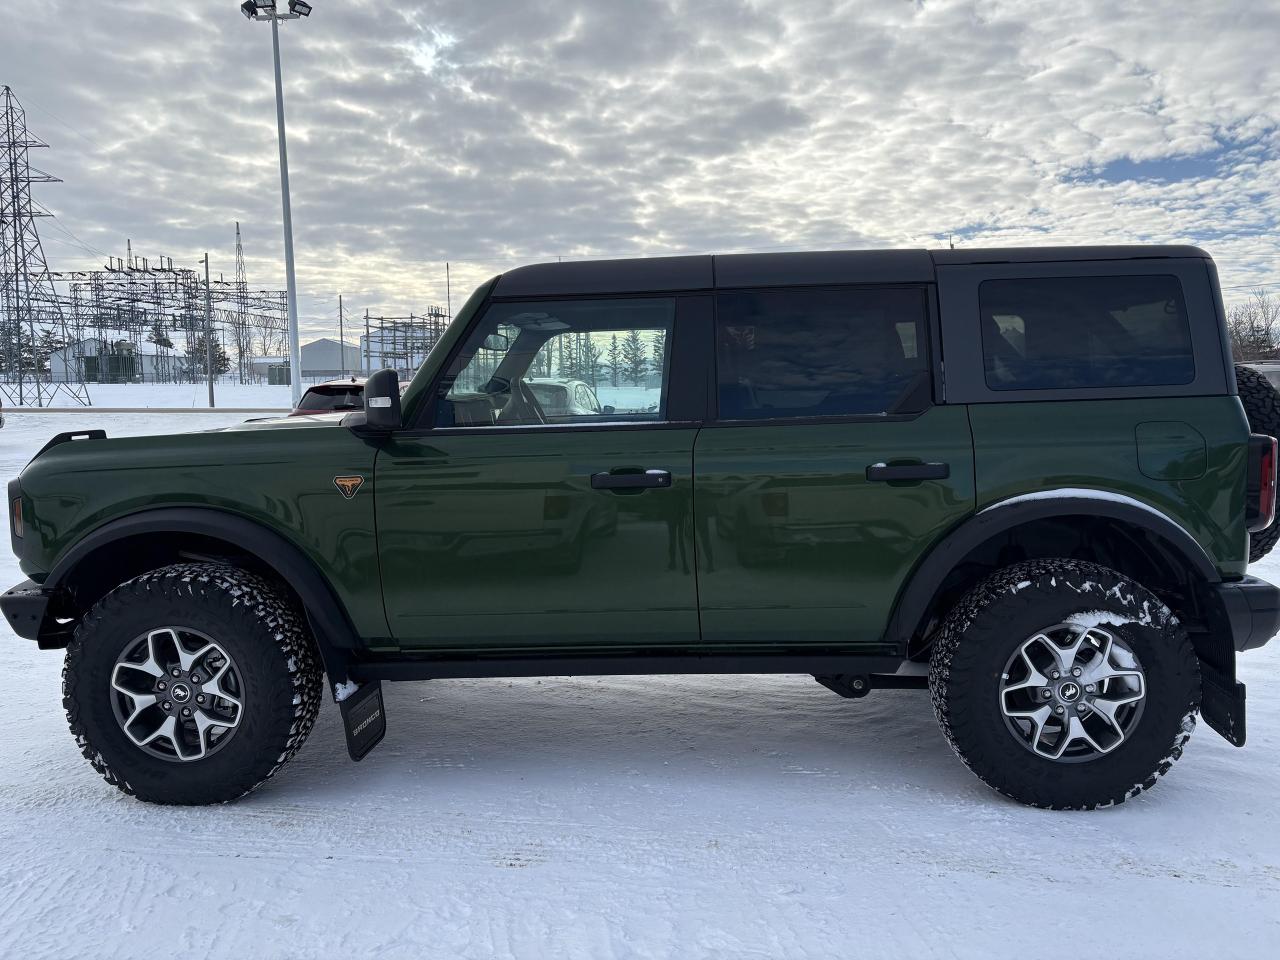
[2,0,1276,335]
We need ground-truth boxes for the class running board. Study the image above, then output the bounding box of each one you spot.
[348,652,902,682]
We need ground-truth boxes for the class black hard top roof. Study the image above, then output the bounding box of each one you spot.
[492,245,1211,298]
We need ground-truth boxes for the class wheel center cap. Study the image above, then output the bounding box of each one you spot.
[170,683,192,704]
[1058,680,1082,703]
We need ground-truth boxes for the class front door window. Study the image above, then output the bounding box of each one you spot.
[436,298,674,427]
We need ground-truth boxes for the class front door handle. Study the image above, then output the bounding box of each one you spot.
[590,469,673,490]
[866,462,950,482]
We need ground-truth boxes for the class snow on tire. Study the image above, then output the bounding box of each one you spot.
[1235,364,1280,563]
[62,562,324,805]
[929,558,1200,810]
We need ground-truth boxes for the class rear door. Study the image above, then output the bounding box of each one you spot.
[375,295,704,651]
[693,284,975,650]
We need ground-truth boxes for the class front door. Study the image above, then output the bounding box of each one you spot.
[694,284,976,650]
[375,295,701,651]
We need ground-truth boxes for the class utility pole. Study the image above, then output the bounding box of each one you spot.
[338,292,344,376]
[364,308,370,373]
[202,252,215,407]
[446,262,451,317]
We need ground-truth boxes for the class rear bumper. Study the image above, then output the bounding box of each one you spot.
[1214,575,1280,652]
[1,579,50,641]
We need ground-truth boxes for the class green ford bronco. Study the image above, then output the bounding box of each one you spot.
[6,246,1280,809]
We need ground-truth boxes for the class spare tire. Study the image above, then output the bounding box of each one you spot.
[1235,364,1280,563]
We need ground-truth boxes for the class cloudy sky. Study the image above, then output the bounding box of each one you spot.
[3,0,1278,339]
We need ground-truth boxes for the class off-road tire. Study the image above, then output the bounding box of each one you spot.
[1235,363,1280,562]
[63,563,324,804]
[929,559,1201,810]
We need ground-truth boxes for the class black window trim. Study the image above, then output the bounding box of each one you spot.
[409,290,701,432]
[707,281,937,426]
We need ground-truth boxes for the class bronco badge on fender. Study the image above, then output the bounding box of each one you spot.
[333,475,364,499]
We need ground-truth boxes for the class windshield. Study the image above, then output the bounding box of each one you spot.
[297,386,363,412]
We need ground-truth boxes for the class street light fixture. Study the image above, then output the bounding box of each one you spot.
[240,0,311,403]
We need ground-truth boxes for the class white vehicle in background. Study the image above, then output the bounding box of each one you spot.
[525,377,608,418]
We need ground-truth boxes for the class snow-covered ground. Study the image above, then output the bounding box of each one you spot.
[8,381,293,410]
[1,411,1279,959]
[5,381,662,412]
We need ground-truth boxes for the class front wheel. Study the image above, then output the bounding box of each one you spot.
[929,559,1201,810]
[62,563,324,804]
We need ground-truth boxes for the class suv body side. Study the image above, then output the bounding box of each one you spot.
[5,247,1263,676]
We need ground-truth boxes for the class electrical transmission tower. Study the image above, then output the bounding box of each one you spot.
[233,221,251,382]
[0,85,89,406]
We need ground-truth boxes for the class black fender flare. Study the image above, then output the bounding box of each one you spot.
[45,507,356,683]
[884,489,1221,651]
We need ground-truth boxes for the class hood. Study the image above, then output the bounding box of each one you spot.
[214,412,348,432]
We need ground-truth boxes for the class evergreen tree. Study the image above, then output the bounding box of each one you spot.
[35,328,67,374]
[185,333,232,379]
[649,330,666,376]
[621,329,648,386]
[147,323,174,350]
[608,334,620,387]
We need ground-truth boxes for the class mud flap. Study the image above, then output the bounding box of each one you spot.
[337,679,387,761]
[1199,662,1246,747]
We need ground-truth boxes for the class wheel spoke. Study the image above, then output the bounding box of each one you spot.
[122,693,157,728]
[1006,704,1053,754]
[131,629,176,677]
[175,640,217,674]
[111,662,155,697]
[1053,625,1093,674]
[1086,687,1144,738]
[135,714,178,750]
[1002,646,1050,698]
[200,662,242,715]
[1054,715,1106,758]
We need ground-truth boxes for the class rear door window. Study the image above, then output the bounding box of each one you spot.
[979,275,1194,390]
[714,287,929,420]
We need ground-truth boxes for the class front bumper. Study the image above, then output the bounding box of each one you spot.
[1215,575,1280,652]
[1,579,51,641]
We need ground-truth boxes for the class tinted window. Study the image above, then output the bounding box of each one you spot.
[297,385,363,411]
[715,287,928,420]
[980,275,1194,391]
[437,298,673,426]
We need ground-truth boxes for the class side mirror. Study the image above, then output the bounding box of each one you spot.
[481,332,510,352]
[363,368,402,430]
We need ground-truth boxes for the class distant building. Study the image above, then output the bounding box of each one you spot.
[300,338,362,378]
[249,355,285,380]
[49,337,177,383]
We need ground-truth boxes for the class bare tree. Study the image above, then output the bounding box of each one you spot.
[1226,288,1280,362]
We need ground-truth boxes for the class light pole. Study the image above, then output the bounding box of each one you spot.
[241,0,312,405]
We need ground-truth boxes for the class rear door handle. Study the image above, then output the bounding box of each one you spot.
[590,469,673,490]
[866,462,950,482]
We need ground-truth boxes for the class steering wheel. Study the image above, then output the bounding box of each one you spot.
[496,378,547,425]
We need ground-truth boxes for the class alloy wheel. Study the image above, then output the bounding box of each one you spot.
[999,623,1146,762]
[109,627,243,762]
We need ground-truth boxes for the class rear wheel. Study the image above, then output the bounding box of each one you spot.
[63,563,323,804]
[1235,363,1280,562]
[929,559,1200,809]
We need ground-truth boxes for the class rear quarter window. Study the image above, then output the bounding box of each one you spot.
[980,275,1194,391]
